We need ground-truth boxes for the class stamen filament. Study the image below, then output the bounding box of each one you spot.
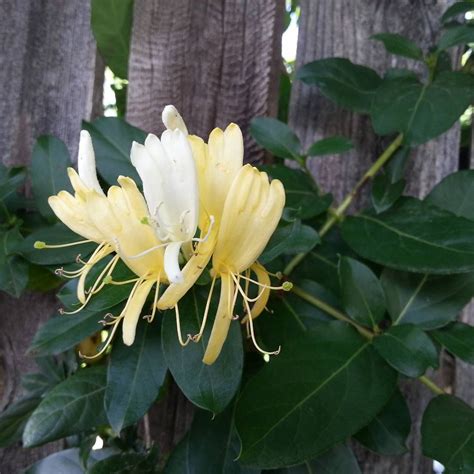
[192,215,215,243]
[174,304,192,347]
[144,276,161,323]
[34,239,92,249]
[236,272,292,291]
[192,275,217,342]
[79,317,122,360]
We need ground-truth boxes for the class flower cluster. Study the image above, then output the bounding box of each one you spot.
[37,106,288,364]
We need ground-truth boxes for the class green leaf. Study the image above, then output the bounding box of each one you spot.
[371,174,405,213]
[83,117,145,185]
[0,397,41,447]
[30,136,72,220]
[89,449,159,474]
[426,170,474,220]
[354,389,410,455]
[422,395,474,473]
[20,223,96,265]
[306,136,353,157]
[235,322,397,468]
[441,1,474,23]
[250,117,301,160]
[341,197,474,274]
[338,257,386,328]
[91,0,133,79]
[431,322,474,364]
[371,33,423,60]
[261,164,332,220]
[23,366,107,447]
[29,310,104,357]
[264,445,361,474]
[161,289,243,413]
[297,58,382,113]
[105,320,167,433]
[373,324,438,377]
[0,255,29,298]
[381,269,474,329]
[371,72,474,145]
[438,24,474,50]
[165,405,255,474]
[260,220,320,264]
[0,165,26,202]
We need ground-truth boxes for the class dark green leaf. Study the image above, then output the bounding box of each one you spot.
[422,395,474,473]
[0,397,41,447]
[91,0,133,79]
[165,405,255,474]
[371,72,474,145]
[341,197,474,274]
[371,174,405,213]
[0,165,26,202]
[431,322,474,364]
[261,164,332,220]
[161,289,243,413]
[381,269,474,329]
[306,136,353,157]
[384,146,410,183]
[426,170,474,220]
[339,257,386,328]
[441,1,474,23]
[105,320,167,433]
[83,117,145,185]
[373,324,438,377]
[250,117,301,160]
[438,24,474,50]
[0,255,29,297]
[260,220,320,264]
[297,58,382,113]
[89,448,159,474]
[371,33,423,60]
[23,366,107,447]
[236,322,397,468]
[20,224,96,265]
[22,357,66,396]
[30,136,72,220]
[354,389,410,455]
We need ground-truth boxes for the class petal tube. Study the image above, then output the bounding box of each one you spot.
[162,105,188,135]
[164,241,184,284]
[202,272,235,365]
[122,279,155,346]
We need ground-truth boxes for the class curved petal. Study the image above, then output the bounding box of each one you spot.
[77,131,104,195]
[162,105,188,135]
[164,241,184,284]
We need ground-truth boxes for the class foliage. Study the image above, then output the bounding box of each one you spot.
[2,2,474,472]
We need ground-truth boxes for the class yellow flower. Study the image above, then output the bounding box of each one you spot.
[200,164,287,365]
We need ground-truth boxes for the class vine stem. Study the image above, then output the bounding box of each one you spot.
[291,284,446,396]
[284,133,404,276]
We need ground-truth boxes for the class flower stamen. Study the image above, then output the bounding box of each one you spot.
[174,304,193,347]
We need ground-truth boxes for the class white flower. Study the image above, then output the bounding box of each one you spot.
[77,130,104,195]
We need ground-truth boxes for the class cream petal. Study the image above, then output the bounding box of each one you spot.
[77,131,104,195]
[162,105,188,135]
[164,241,184,284]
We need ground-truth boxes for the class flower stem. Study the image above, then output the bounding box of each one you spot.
[283,133,404,276]
[290,284,446,396]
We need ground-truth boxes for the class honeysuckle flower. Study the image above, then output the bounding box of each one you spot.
[39,130,166,351]
[130,124,198,285]
[200,164,287,365]
[157,121,244,310]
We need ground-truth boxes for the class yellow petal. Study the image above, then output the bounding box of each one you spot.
[67,167,88,199]
[202,272,235,365]
[122,279,155,346]
[248,262,271,321]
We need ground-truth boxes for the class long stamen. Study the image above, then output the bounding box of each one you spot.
[230,273,241,320]
[105,277,141,286]
[90,254,121,295]
[79,317,122,360]
[174,304,192,347]
[144,276,160,323]
[55,242,109,278]
[192,215,215,244]
[34,239,92,249]
[192,275,217,342]
[125,241,170,260]
[236,273,293,291]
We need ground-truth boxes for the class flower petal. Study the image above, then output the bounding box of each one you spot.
[164,241,184,284]
[77,130,104,195]
[162,105,188,135]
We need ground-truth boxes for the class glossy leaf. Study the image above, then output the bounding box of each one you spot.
[83,117,145,185]
[260,220,320,264]
[0,164,26,202]
[306,136,353,157]
[161,289,243,414]
[441,1,474,23]
[339,257,386,328]
[297,58,382,113]
[261,164,332,219]
[426,170,474,220]
[0,397,41,447]
[371,72,474,145]
[30,136,72,220]
[236,322,397,468]
[371,174,405,213]
[437,24,474,50]
[381,269,474,329]
[341,197,474,274]
[250,117,301,160]
[89,449,159,474]
[422,395,474,473]
[373,324,438,377]
[23,366,107,447]
[354,389,410,455]
[91,0,133,78]
[0,255,29,298]
[431,322,474,364]
[371,33,423,60]
[105,320,167,433]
